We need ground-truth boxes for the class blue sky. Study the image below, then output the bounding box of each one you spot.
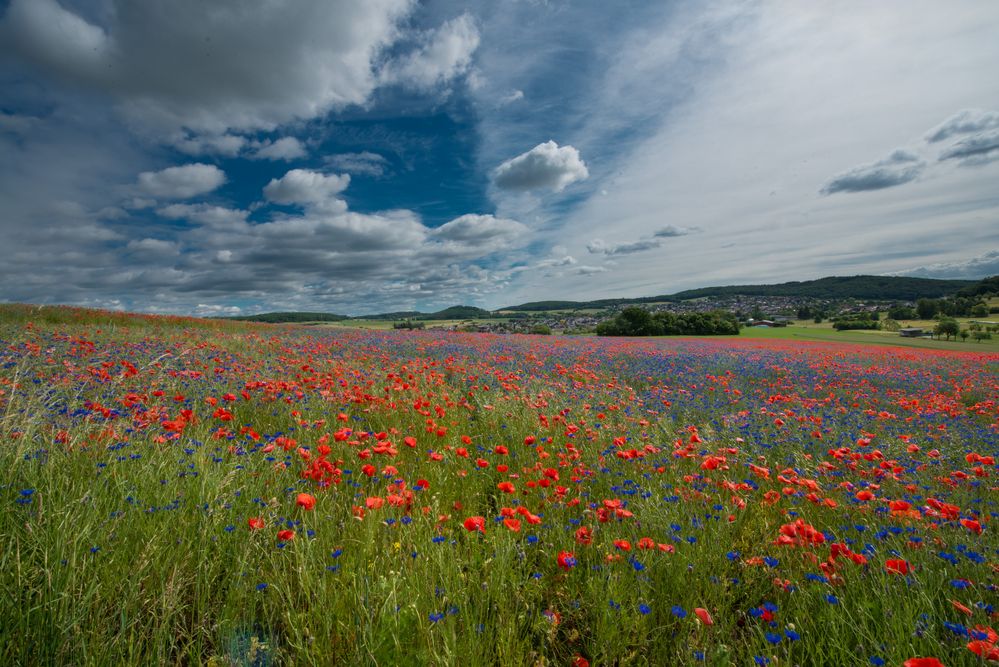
[1,1,998,316]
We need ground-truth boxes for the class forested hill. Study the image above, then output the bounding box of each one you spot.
[226,305,492,323]
[501,275,977,311]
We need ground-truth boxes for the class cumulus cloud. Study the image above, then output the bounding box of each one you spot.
[0,0,456,132]
[137,163,226,199]
[432,214,527,243]
[493,141,589,192]
[250,137,307,161]
[263,169,350,205]
[820,149,924,195]
[324,152,389,177]
[170,133,246,157]
[925,109,999,143]
[380,13,480,90]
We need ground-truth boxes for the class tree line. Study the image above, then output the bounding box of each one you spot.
[596,307,740,336]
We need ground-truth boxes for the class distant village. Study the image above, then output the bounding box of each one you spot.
[442,295,879,334]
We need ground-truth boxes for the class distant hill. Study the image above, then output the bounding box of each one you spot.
[227,311,348,323]
[229,305,494,324]
[955,275,999,297]
[365,305,493,321]
[501,275,976,311]
[224,276,986,324]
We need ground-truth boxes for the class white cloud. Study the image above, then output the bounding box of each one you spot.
[137,163,226,199]
[925,109,999,143]
[263,169,350,205]
[126,238,179,255]
[821,149,925,195]
[498,90,524,106]
[587,238,662,256]
[1,0,415,132]
[170,132,246,157]
[897,250,999,280]
[194,303,242,316]
[157,204,248,228]
[432,214,527,243]
[653,225,697,238]
[323,152,389,177]
[492,140,589,192]
[496,3,999,306]
[250,137,307,161]
[938,129,999,167]
[576,265,609,275]
[380,13,480,90]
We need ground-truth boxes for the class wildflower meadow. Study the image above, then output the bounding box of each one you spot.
[1,305,997,665]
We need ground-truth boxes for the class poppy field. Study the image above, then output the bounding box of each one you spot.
[1,307,997,666]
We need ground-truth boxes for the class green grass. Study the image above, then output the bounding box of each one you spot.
[739,323,999,352]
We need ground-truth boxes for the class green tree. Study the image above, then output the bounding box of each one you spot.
[959,329,969,342]
[888,305,915,320]
[916,298,939,319]
[934,318,959,341]
[971,303,989,318]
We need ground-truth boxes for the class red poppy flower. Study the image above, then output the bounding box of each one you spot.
[503,518,521,532]
[960,518,983,535]
[694,607,714,626]
[296,493,316,511]
[463,516,486,533]
[885,559,910,575]
[903,658,944,667]
[967,641,999,661]
[247,517,265,530]
[277,529,295,541]
[950,599,973,616]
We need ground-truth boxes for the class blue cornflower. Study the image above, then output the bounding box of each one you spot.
[671,605,687,618]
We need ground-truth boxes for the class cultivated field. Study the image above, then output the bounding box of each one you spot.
[1,306,997,665]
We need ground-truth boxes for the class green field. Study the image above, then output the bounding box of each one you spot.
[739,323,998,352]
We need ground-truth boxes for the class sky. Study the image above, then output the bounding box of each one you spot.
[1,0,998,317]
